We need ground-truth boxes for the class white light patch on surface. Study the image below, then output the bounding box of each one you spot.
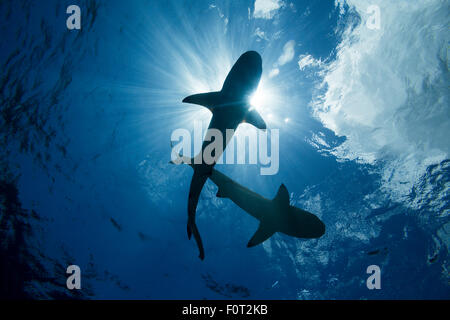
[250,85,270,109]
[277,40,296,66]
[298,54,322,70]
[269,68,280,78]
[249,77,282,124]
[253,0,284,19]
[313,0,449,201]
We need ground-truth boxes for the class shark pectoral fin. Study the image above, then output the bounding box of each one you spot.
[216,185,229,198]
[247,223,275,248]
[245,108,266,130]
[274,183,290,206]
[182,91,221,111]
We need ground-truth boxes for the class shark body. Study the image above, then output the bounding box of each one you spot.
[174,154,326,253]
[182,51,266,259]
[210,169,325,247]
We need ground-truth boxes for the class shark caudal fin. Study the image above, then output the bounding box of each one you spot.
[187,173,209,260]
[182,92,222,109]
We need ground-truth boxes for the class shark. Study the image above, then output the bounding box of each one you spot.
[182,51,267,260]
[173,154,326,256]
[211,169,326,247]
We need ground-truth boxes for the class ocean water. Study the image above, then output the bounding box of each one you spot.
[0,0,448,299]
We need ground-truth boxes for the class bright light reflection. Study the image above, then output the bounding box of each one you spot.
[140,6,287,131]
[248,76,285,127]
[250,78,276,112]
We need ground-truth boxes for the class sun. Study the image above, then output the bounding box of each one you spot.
[250,86,266,110]
[249,81,273,111]
[248,78,281,123]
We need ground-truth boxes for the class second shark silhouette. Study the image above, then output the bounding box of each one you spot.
[173,155,326,258]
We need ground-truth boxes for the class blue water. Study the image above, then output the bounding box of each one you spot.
[0,0,448,299]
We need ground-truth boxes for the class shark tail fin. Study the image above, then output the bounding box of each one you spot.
[187,223,192,239]
[247,222,275,247]
[182,91,222,110]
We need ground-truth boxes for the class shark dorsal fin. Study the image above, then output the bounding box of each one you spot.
[274,184,290,206]
[247,223,275,247]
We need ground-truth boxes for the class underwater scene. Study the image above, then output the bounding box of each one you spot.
[0,0,449,299]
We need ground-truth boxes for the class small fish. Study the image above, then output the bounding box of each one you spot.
[109,217,122,231]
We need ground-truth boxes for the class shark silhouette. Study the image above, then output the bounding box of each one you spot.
[173,155,326,256]
[182,51,266,260]
[212,170,326,246]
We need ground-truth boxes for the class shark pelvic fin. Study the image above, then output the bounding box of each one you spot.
[274,183,290,206]
[245,109,266,130]
[216,186,228,198]
[216,190,224,198]
[247,223,275,247]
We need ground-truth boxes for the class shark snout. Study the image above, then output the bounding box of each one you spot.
[316,220,326,237]
[302,215,326,238]
[182,95,193,103]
